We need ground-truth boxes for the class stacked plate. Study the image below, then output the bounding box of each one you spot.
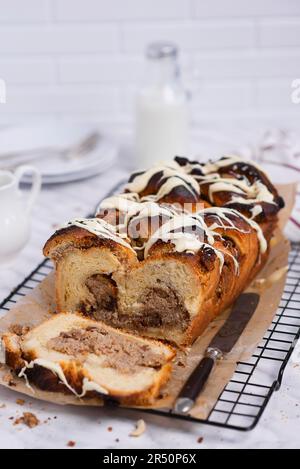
[0,122,118,184]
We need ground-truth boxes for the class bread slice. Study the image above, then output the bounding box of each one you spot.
[43,225,138,314]
[2,313,175,406]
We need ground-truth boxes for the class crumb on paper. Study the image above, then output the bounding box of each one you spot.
[176,360,185,367]
[67,441,76,447]
[16,399,25,406]
[9,324,31,336]
[253,266,288,289]
[3,372,16,387]
[253,278,266,287]
[157,391,169,400]
[129,419,146,437]
[107,426,113,432]
[14,412,40,428]
[3,373,13,383]
[197,437,204,444]
[115,438,119,443]
[0,403,6,409]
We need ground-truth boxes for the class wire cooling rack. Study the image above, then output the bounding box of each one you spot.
[0,182,299,432]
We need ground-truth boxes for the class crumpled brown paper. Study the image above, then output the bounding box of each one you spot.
[0,184,296,419]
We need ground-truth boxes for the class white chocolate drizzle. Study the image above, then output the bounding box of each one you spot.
[63,218,135,253]
[230,209,267,253]
[95,190,267,270]
[183,154,265,176]
[197,174,276,206]
[143,212,244,273]
[250,205,263,219]
[78,377,108,397]
[123,155,277,210]
[97,192,141,215]
[18,359,108,398]
[179,155,276,207]
[202,206,267,253]
[201,155,248,175]
[19,359,79,396]
[98,194,178,230]
[124,161,200,201]
[144,217,224,269]
[58,155,271,274]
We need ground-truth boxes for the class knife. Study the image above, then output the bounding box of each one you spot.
[174,292,260,414]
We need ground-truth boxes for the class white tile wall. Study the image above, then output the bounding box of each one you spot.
[0,25,119,54]
[3,85,118,114]
[0,0,50,23]
[120,20,256,52]
[0,0,299,129]
[259,18,300,47]
[55,0,191,21]
[192,0,300,18]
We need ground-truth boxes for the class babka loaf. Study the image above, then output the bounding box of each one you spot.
[2,313,175,405]
[44,155,284,346]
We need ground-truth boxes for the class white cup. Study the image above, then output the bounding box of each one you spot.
[0,165,41,265]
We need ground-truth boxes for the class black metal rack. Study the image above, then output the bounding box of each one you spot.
[0,183,299,432]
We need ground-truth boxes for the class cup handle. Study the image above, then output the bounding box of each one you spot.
[15,165,42,214]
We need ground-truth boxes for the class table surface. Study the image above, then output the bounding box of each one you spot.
[0,135,300,449]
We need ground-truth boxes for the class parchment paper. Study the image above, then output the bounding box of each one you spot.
[0,183,296,419]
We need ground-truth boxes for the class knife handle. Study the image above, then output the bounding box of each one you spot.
[174,348,222,414]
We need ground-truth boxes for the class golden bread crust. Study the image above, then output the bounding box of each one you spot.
[42,156,284,348]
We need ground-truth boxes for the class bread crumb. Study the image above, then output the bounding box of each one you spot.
[3,373,16,387]
[107,426,113,432]
[9,324,31,336]
[115,438,119,443]
[16,399,25,406]
[197,437,204,444]
[67,441,76,447]
[130,419,146,437]
[177,361,185,367]
[0,403,6,409]
[3,373,13,383]
[14,412,40,428]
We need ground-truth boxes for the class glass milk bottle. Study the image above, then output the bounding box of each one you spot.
[135,42,189,167]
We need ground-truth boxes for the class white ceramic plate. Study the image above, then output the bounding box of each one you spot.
[0,122,118,184]
[0,122,97,157]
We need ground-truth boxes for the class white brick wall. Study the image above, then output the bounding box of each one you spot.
[0,0,50,23]
[0,0,299,129]
[55,0,191,21]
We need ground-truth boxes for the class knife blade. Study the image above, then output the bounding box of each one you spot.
[174,292,260,414]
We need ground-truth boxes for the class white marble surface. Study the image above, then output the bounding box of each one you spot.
[0,138,300,449]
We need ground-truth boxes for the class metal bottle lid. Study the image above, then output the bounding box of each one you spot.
[146,42,178,60]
